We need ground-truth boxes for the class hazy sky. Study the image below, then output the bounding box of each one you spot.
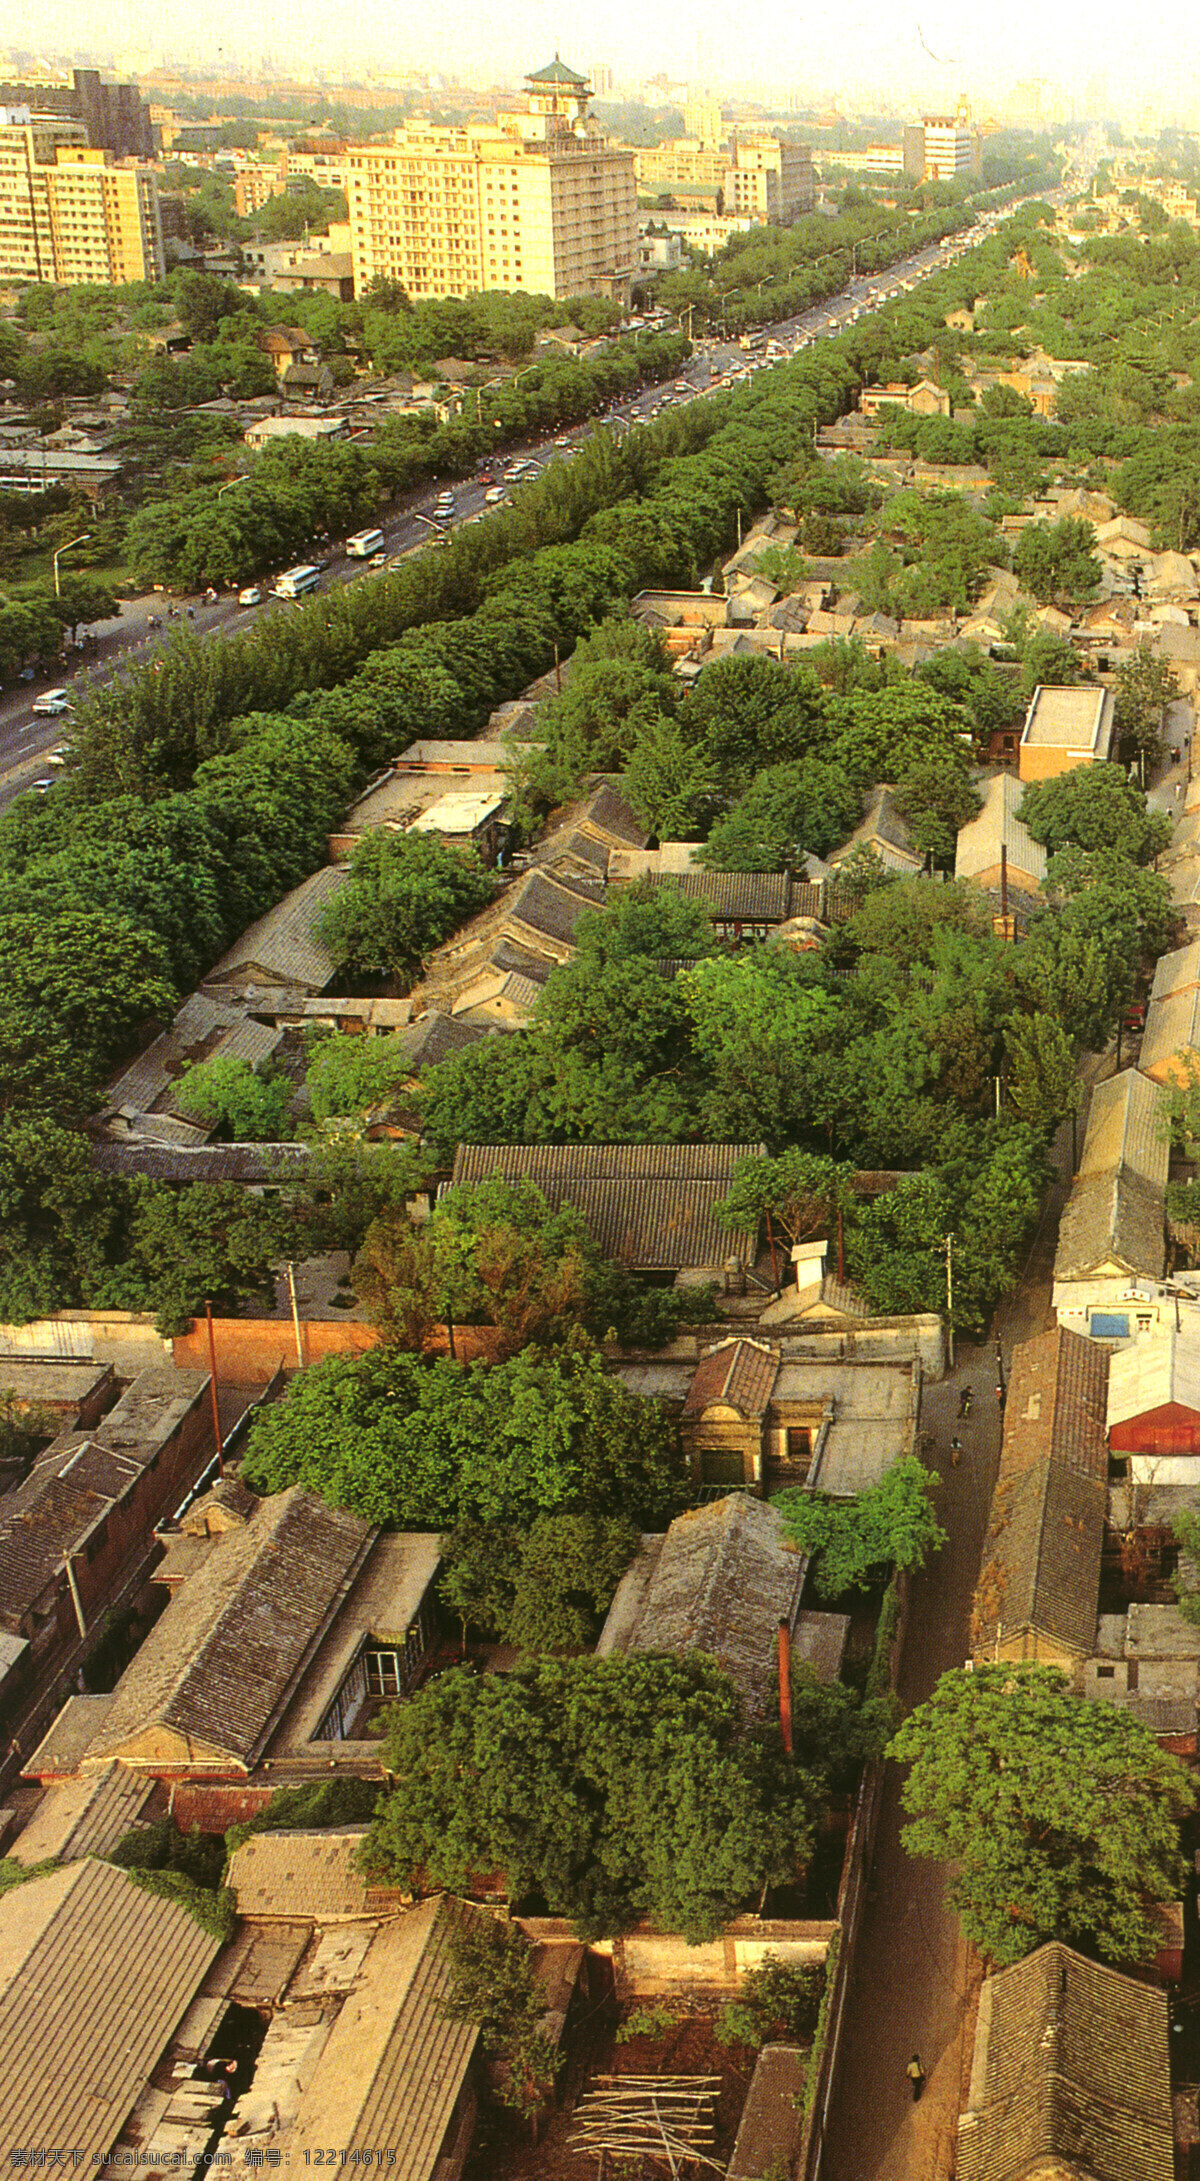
[10,0,1200,124]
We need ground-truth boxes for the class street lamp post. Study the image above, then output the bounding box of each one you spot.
[53,532,91,598]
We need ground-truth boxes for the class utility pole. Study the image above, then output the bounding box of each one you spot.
[945,1233,955,1371]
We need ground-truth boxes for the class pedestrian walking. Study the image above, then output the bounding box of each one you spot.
[949,1435,963,1468]
[906,2053,926,2103]
[958,1386,973,1418]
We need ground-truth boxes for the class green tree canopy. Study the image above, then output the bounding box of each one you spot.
[240,1339,687,1530]
[0,910,174,1119]
[699,759,861,871]
[1018,763,1171,863]
[317,831,497,981]
[364,1652,824,1942]
[1114,640,1178,761]
[1012,517,1102,607]
[176,1053,293,1141]
[438,1512,641,1651]
[776,1456,947,1596]
[889,1664,1195,1966]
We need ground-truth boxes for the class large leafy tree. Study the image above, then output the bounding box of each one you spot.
[176,1054,293,1141]
[1004,1011,1080,1138]
[1018,763,1171,863]
[352,1176,595,1357]
[776,1457,947,1596]
[1012,517,1102,607]
[889,1665,1195,1967]
[364,1652,824,1941]
[1114,640,1178,764]
[699,759,862,871]
[318,831,497,981]
[0,910,174,1119]
[240,1339,686,1530]
[684,952,846,1144]
[438,1512,641,1651]
[92,1180,283,1336]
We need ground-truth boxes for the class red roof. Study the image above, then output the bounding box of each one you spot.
[682,1340,780,1419]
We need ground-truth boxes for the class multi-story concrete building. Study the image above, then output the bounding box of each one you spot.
[632,132,814,222]
[280,144,351,195]
[234,161,285,218]
[0,108,164,285]
[0,67,155,159]
[683,92,724,148]
[346,59,637,304]
[920,114,983,182]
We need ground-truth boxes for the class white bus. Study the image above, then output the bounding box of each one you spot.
[346,527,385,559]
[273,564,322,599]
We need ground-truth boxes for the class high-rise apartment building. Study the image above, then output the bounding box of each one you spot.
[683,92,723,148]
[0,110,165,285]
[346,60,637,304]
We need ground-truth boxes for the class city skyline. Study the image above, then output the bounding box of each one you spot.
[7,0,1200,129]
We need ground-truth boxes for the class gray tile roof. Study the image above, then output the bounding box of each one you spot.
[0,1859,220,2157]
[600,1495,804,1719]
[973,1330,1109,1657]
[392,1014,488,1072]
[203,865,347,992]
[506,867,605,947]
[1001,1328,1111,1482]
[11,1762,155,1866]
[643,869,794,922]
[228,1826,375,1920]
[1141,988,1200,1078]
[974,1459,1106,1656]
[958,1943,1173,2181]
[1053,1169,1166,1284]
[85,1487,375,1771]
[90,1140,310,1185]
[0,1370,210,1621]
[1150,939,1200,1005]
[956,773,1047,887]
[448,1141,763,1271]
[1077,1070,1170,1190]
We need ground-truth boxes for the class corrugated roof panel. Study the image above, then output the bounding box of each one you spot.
[0,1860,219,2155]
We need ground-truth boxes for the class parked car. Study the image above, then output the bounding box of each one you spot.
[32,688,71,716]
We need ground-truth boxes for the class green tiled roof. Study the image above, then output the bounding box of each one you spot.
[527,56,587,85]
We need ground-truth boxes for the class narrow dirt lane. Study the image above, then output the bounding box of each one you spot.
[819,1143,1070,2181]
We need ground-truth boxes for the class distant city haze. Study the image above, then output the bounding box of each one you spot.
[7,0,1200,126]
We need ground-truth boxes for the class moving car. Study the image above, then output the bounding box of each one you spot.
[32,688,71,716]
[484,486,509,505]
[238,586,263,608]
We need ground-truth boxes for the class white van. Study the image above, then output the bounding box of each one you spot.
[346,527,385,559]
[272,564,322,599]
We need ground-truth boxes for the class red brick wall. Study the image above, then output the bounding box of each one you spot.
[171,1318,505,1380]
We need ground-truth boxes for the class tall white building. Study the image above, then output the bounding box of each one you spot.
[920,114,983,182]
[346,59,636,303]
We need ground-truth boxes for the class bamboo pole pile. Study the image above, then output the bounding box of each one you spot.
[567,2075,725,2175]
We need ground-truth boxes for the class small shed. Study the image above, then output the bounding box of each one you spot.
[1108,1326,1200,1464]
